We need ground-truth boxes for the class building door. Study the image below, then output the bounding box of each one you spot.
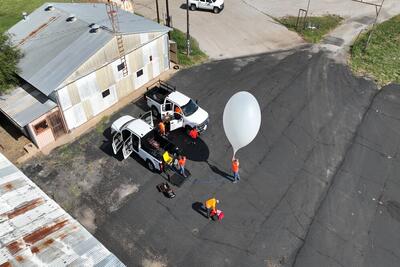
[47,111,66,139]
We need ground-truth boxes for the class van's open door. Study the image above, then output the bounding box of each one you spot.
[122,130,134,159]
[170,112,184,131]
[112,132,123,155]
[140,111,154,127]
[161,102,173,118]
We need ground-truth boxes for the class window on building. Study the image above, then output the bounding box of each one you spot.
[34,120,49,135]
[102,89,110,98]
[117,62,125,72]
[149,55,153,62]
[137,69,143,77]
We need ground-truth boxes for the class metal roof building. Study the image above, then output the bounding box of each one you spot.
[1,2,171,150]
[0,152,126,266]
[0,84,56,129]
[7,2,169,97]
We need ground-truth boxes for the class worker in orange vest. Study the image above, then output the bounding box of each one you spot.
[189,128,198,144]
[205,198,219,219]
[178,155,186,176]
[232,158,240,183]
[175,106,182,114]
[158,121,166,136]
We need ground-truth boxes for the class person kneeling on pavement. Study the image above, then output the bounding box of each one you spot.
[205,197,219,219]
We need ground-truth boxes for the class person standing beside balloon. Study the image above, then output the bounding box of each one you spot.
[231,158,240,183]
[223,91,261,183]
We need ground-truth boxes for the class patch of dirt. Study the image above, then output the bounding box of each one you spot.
[0,113,30,163]
[76,206,97,233]
[142,258,167,267]
[109,183,140,212]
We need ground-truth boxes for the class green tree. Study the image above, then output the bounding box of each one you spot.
[0,32,22,94]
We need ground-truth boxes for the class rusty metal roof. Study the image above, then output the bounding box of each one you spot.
[0,153,126,266]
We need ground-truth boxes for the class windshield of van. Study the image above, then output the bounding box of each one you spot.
[181,100,199,116]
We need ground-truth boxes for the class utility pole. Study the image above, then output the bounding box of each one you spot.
[155,0,160,23]
[305,0,311,17]
[165,0,171,27]
[352,0,385,49]
[304,0,311,29]
[186,0,190,55]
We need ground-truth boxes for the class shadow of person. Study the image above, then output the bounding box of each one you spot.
[206,161,232,181]
[192,201,208,218]
[166,129,209,162]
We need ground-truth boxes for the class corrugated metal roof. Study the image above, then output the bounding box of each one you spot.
[0,153,126,267]
[7,2,169,97]
[0,84,56,128]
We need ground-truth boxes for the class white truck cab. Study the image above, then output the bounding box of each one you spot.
[145,81,209,133]
[189,0,224,13]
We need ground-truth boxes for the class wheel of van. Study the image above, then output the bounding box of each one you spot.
[147,160,155,172]
[151,106,160,118]
[213,7,220,13]
[190,4,196,10]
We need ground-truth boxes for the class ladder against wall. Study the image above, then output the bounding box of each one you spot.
[106,1,129,77]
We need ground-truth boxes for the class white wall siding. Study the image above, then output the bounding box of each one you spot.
[90,85,118,116]
[64,103,87,129]
[134,67,148,89]
[140,33,149,44]
[57,32,170,131]
[163,35,170,71]
[111,56,131,82]
[76,72,100,100]
[57,87,72,110]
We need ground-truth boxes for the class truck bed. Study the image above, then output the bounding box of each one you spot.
[145,81,176,104]
[141,130,180,160]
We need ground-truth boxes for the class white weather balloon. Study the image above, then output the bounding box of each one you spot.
[223,91,261,157]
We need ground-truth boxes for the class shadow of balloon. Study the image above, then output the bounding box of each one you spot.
[165,129,209,162]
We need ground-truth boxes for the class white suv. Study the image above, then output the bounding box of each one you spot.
[188,0,224,13]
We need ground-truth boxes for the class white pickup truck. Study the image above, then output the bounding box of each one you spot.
[145,81,209,133]
[111,112,181,172]
[189,0,224,13]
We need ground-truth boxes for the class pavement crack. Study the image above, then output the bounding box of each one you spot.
[291,88,380,267]
[313,247,346,267]
[285,198,306,231]
[197,236,254,255]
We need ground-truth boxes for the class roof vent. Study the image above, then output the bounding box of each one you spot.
[45,5,54,11]
[66,15,76,23]
[89,24,100,33]
[22,12,28,20]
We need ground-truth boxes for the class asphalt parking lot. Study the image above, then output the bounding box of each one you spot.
[22,47,400,266]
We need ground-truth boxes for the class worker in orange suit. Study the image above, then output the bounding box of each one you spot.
[158,121,166,136]
[205,198,219,219]
[189,128,199,144]
[175,106,182,114]
[232,158,240,183]
[178,155,186,176]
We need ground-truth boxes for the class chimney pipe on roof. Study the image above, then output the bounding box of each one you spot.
[22,12,28,20]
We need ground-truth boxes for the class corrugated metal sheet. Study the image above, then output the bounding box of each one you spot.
[7,3,170,97]
[0,84,56,128]
[0,153,125,267]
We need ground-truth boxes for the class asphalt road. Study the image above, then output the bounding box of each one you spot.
[22,47,400,266]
